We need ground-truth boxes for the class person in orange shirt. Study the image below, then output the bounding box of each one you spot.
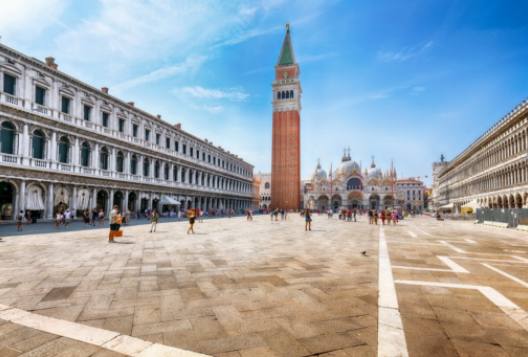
[187,208,196,234]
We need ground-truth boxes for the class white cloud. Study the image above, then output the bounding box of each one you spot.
[179,86,249,102]
[0,0,66,41]
[113,55,207,92]
[377,41,433,63]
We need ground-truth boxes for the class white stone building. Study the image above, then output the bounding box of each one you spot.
[395,178,426,213]
[435,99,528,211]
[0,44,254,221]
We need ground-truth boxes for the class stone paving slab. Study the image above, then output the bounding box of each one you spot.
[1,214,528,356]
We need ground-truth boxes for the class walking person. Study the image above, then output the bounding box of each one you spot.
[98,208,105,226]
[108,205,122,243]
[381,209,386,225]
[246,209,253,221]
[187,208,196,234]
[368,209,373,224]
[16,210,24,231]
[64,209,71,227]
[353,209,357,222]
[55,211,63,229]
[304,209,312,231]
[150,208,159,233]
[374,210,379,225]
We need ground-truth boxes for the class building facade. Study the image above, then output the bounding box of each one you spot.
[303,151,398,211]
[395,178,426,213]
[0,44,254,221]
[255,173,271,209]
[435,99,528,211]
[271,24,301,210]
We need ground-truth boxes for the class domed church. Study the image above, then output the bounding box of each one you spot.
[303,149,397,211]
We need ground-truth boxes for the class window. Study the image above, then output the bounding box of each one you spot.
[202,152,205,161]
[58,136,69,163]
[132,124,138,137]
[264,182,270,189]
[130,154,137,175]
[83,105,92,121]
[35,86,46,105]
[102,112,109,127]
[165,137,170,149]
[143,158,150,176]
[182,144,187,154]
[164,164,169,180]
[175,141,179,152]
[118,118,125,133]
[80,142,90,167]
[0,121,16,154]
[3,73,16,95]
[61,96,71,114]
[116,151,124,173]
[32,130,45,159]
[208,154,211,163]
[213,157,216,165]
[154,161,160,178]
[99,147,109,170]
[190,147,194,157]
[144,129,150,141]
[173,166,178,181]
[156,133,160,145]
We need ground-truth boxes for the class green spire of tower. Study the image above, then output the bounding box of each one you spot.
[277,23,296,66]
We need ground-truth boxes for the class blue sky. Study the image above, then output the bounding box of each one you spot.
[1,0,527,184]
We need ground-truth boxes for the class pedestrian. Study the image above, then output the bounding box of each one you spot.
[108,205,122,243]
[353,209,357,222]
[368,209,373,224]
[83,209,90,225]
[16,210,24,231]
[304,209,312,231]
[187,208,196,234]
[347,209,352,222]
[381,209,386,225]
[98,208,105,225]
[91,208,98,226]
[246,209,253,221]
[374,210,379,225]
[386,209,392,225]
[150,208,159,233]
[198,208,204,223]
[55,211,63,228]
[64,209,71,226]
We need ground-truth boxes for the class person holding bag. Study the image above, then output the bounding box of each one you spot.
[108,205,122,243]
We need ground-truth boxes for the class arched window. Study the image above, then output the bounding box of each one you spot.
[130,154,137,175]
[58,136,70,163]
[181,167,186,183]
[290,90,294,98]
[80,142,90,167]
[264,182,270,189]
[116,151,124,173]
[143,158,150,177]
[346,177,363,191]
[154,160,160,178]
[99,147,109,170]
[173,165,178,181]
[280,91,285,99]
[164,163,169,180]
[0,121,16,154]
[32,130,45,159]
[285,91,290,99]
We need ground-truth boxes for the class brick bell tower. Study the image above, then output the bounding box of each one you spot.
[271,24,301,210]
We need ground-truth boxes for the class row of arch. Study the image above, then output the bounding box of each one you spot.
[306,193,396,211]
[476,192,528,209]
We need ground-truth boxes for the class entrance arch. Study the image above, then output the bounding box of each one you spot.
[317,195,329,211]
[128,192,137,212]
[0,181,15,220]
[383,195,394,209]
[113,191,124,211]
[96,190,108,213]
[369,193,380,210]
[347,191,363,209]
[331,194,342,211]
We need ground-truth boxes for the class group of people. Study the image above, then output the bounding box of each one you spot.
[54,209,74,228]
[367,208,400,225]
[270,208,288,221]
[335,208,358,222]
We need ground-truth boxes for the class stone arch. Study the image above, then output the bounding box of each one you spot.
[331,194,342,211]
[53,185,70,214]
[317,195,329,211]
[25,182,46,217]
[113,191,124,211]
[383,194,395,209]
[96,190,109,213]
[0,120,18,154]
[31,129,46,159]
[515,193,523,208]
[0,180,16,220]
[369,193,380,210]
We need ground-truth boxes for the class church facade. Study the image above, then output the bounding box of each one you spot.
[303,150,398,211]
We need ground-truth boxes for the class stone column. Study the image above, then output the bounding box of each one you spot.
[108,189,114,214]
[50,132,57,162]
[19,180,26,215]
[73,138,80,167]
[123,190,129,213]
[21,124,29,160]
[72,186,78,217]
[92,188,97,210]
[47,182,54,219]
[93,143,99,170]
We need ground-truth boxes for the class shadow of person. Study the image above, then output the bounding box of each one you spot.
[113,241,135,244]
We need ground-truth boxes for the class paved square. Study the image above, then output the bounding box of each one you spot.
[0,215,527,356]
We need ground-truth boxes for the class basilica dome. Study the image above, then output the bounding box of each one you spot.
[339,160,361,177]
[312,161,327,181]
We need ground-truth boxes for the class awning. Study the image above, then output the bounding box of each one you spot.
[461,200,479,210]
[439,203,454,209]
[160,196,180,205]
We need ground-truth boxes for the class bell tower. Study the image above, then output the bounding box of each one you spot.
[271,24,302,210]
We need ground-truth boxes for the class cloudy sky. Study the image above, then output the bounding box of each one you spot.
[1,0,527,184]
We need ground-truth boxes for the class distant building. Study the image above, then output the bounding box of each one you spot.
[256,173,271,209]
[431,155,448,209]
[395,178,426,213]
[436,99,528,212]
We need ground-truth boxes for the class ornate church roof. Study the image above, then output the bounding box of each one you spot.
[277,24,296,66]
